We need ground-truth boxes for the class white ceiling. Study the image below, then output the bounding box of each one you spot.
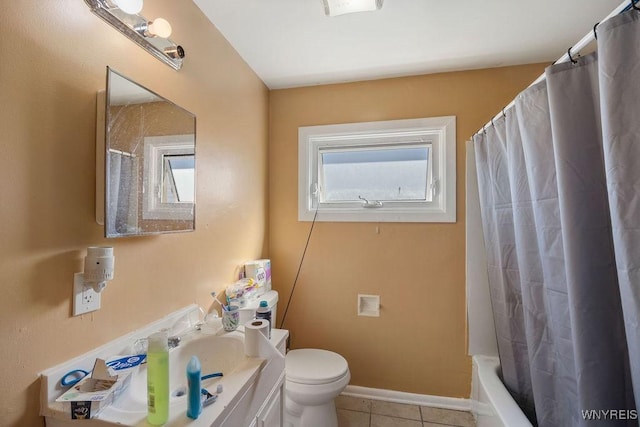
[193,0,622,89]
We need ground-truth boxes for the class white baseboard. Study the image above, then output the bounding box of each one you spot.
[342,385,472,412]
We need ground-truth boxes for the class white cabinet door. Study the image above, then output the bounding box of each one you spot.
[257,382,284,427]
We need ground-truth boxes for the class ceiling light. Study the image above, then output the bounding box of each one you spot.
[111,0,143,15]
[323,0,383,16]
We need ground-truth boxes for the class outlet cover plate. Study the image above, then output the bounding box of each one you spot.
[73,273,101,316]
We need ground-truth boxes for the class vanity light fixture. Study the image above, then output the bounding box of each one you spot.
[322,0,383,16]
[84,0,184,70]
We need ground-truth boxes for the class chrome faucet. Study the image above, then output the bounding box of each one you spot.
[131,307,209,353]
[132,333,181,353]
[167,335,181,349]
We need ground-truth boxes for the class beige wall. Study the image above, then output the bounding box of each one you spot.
[0,2,268,426]
[268,64,546,398]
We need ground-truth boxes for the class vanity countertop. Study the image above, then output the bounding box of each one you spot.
[40,305,288,426]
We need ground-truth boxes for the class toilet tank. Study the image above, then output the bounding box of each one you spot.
[237,290,278,327]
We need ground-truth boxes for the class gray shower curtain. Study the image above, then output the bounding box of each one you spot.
[107,152,139,235]
[473,9,639,427]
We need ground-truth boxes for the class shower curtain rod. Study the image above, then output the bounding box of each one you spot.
[108,148,137,158]
[475,0,633,136]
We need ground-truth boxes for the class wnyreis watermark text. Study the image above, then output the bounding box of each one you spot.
[581,409,638,420]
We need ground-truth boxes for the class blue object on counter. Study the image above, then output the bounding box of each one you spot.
[201,372,223,381]
[60,369,90,387]
[106,354,147,371]
[186,356,202,419]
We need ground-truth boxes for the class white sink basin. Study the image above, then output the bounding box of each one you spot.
[109,333,250,413]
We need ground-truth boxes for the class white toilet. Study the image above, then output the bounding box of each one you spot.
[239,291,350,427]
[284,349,350,427]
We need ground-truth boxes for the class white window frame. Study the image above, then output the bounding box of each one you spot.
[298,116,456,222]
[143,134,195,220]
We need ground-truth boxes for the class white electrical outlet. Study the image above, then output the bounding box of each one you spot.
[73,273,101,316]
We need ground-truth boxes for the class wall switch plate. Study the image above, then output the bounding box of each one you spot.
[73,273,101,316]
[358,294,380,317]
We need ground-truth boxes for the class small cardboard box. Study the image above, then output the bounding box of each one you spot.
[56,358,132,419]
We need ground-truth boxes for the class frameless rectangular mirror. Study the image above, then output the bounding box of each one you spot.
[98,67,196,237]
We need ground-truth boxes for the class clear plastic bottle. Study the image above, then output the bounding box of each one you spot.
[255,300,272,339]
[147,331,169,425]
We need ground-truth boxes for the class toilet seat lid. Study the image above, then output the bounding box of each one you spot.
[286,349,349,385]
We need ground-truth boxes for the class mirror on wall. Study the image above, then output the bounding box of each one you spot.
[101,67,196,237]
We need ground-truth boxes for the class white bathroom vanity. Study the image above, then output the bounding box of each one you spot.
[40,305,288,427]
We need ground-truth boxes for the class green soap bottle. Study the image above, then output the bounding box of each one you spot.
[147,331,169,425]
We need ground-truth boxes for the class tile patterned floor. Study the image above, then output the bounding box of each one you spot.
[336,395,476,427]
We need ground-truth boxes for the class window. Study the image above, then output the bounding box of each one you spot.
[143,134,195,220]
[298,117,456,222]
[163,155,195,203]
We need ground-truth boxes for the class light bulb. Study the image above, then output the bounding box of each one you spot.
[147,18,172,38]
[113,0,143,14]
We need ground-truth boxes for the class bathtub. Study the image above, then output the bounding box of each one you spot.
[471,355,533,427]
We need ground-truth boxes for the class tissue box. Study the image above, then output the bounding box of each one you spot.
[56,358,132,419]
[244,259,271,294]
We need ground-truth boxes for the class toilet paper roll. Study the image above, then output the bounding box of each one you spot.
[244,319,270,357]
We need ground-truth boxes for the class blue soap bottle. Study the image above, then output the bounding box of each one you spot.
[186,356,202,419]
